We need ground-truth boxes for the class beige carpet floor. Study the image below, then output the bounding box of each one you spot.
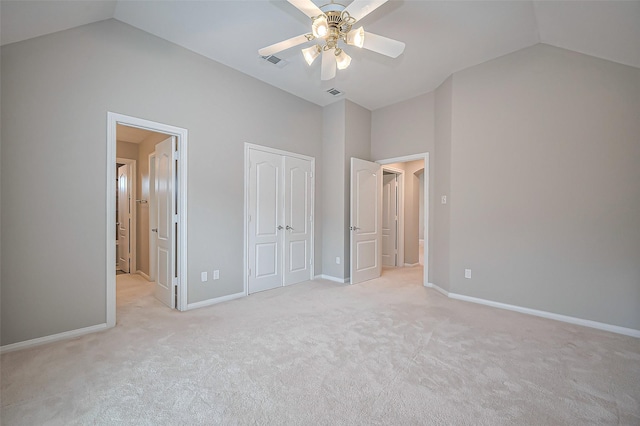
[1,267,639,425]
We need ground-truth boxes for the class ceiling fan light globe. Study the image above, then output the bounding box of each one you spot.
[312,15,329,38]
[346,26,365,48]
[302,45,320,65]
[335,49,352,70]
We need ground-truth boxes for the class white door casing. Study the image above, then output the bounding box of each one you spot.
[248,149,283,293]
[283,156,313,286]
[117,164,131,273]
[350,158,382,284]
[382,173,398,267]
[154,136,176,308]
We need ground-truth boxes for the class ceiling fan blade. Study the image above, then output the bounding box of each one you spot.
[321,49,336,81]
[287,0,323,18]
[258,34,311,57]
[363,32,405,58]
[343,0,388,22]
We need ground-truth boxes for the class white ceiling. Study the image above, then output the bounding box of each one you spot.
[2,1,639,110]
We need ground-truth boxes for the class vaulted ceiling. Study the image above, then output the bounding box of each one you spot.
[2,1,639,110]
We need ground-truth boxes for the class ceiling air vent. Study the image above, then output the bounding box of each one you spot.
[261,55,289,69]
[326,88,343,97]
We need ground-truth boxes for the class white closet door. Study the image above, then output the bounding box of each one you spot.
[248,149,283,293]
[283,156,312,286]
[350,157,382,284]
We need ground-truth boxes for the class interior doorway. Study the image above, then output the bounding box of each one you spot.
[107,112,189,328]
[349,153,429,287]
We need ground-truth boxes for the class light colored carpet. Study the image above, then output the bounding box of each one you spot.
[1,267,639,425]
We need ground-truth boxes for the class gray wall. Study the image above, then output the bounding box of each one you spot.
[448,44,640,329]
[433,76,453,292]
[371,92,436,278]
[321,101,346,279]
[0,19,323,345]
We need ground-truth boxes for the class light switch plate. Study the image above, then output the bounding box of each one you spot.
[464,269,471,279]
[441,195,447,204]
[201,271,208,282]
[213,270,220,280]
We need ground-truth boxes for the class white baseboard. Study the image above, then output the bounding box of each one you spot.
[185,291,246,311]
[0,323,110,354]
[404,262,419,267]
[425,282,449,297]
[314,274,350,284]
[136,270,150,281]
[428,288,640,339]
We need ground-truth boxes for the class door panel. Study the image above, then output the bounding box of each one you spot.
[154,136,176,308]
[350,158,382,284]
[248,150,283,293]
[117,164,131,273]
[283,156,312,286]
[382,173,398,266]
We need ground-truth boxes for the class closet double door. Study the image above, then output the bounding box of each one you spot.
[248,147,314,294]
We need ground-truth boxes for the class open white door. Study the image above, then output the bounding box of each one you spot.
[154,136,176,308]
[117,164,131,273]
[382,173,398,266]
[283,156,313,286]
[350,158,382,284]
[248,149,283,293]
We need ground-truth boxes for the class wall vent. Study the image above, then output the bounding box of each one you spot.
[261,55,289,68]
[326,88,343,96]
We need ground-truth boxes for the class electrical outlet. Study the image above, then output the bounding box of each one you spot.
[201,271,208,282]
[213,270,220,280]
[441,195,447,204]
[464,269,471,279]
[335,257,341,265]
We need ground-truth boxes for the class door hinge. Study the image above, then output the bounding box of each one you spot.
[248,268,252,276]
[248,214,251,222]
[173,214,179,224]
[173,151,179,160]
[309,172,313,178]
[309,215,313,222]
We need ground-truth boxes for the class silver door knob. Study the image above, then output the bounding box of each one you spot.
[286,225,294,230]
[151,228,158,233]
[350,226,360,231]
[277,225,283,230]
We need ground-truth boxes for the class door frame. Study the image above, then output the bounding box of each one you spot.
[243,142,315,296]
[381,165,404,268]
[116,158,137,273]
[377,153,429,286]
[107,112,189,327]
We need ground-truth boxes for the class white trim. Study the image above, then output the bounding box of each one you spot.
[136,270,150,281]
[107,112,189,327]
[116,157,137,274]
[314,274,350,284]
[376,153,429,288]
[424,284,640,338]
[244,143,316,296]
[404,262,419,267]
[425,282,449,297]
[0,323,109,354]
[186,292,246,311]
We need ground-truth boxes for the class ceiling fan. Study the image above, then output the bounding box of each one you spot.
[258,0,405,81]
